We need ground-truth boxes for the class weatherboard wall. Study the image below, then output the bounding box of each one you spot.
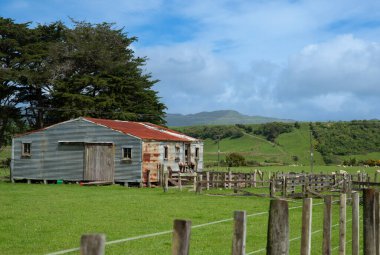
[142,140,204,183]
[12,118,142,182]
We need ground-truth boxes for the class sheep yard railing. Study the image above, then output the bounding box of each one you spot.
[160,169,380,198]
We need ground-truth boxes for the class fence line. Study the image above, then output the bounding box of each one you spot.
[167,170,378,199]
[246,219,353,255]
[47,202,324,255]
[51,189,379,255]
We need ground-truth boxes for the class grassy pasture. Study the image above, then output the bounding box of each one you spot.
[0,181,360,255]
[203,124,326,166]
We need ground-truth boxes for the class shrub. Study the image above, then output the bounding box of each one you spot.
[225,153,246,167]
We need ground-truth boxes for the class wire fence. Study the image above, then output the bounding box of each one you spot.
[47,202,326,255]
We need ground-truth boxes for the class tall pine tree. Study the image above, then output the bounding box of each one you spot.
[0,17,29,148]
[50,21,166,124]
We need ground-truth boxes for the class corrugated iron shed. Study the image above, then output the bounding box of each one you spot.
[12,117,203,184]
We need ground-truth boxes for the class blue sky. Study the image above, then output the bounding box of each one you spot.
[2,0,380,121]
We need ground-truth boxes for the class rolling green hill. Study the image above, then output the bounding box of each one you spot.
[203,123,324,166]
[166,110,293,126]
[176,121,380,167]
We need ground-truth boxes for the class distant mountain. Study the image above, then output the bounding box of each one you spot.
[165,110,294,127]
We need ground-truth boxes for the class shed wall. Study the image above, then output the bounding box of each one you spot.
[142,141,203,183]
[12,119,142,182]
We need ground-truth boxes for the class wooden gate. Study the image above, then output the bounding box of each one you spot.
[84,143,114,181]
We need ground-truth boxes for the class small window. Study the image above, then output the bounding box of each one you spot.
[122,147,132,160]
[164,146,169,160]
[22,143,31,157]
[195,147,199,159]
[175,146,180,161]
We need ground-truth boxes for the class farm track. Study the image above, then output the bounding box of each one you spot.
[243,132,288,156]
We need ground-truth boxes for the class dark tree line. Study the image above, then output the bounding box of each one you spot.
[252,122,294,142]
[176,122,294,142]
[311,120,380,164]
[175,125,244,140]
[0,17,166,149]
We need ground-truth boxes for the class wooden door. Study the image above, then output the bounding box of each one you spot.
[84,143,114,181]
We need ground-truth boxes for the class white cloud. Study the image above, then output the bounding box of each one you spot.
[272,35,380,120]
[137,43,232,92]
[5,0,380,120]
[139,33,380,120]
[278,35,380,99]
[308,92,353,112]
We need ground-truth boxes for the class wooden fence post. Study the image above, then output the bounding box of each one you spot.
[322,195,332,255]
[158,164,161,187]
[196,174,202,194]
[228,170,232,189]
[172,219,192,255]
[178,173,182,191]
[375,191,380,255]
[352,192,360,255]
[232,211,246,255]
[158,164,163,187]
[300,198,312,255]
[270,179,275,198]
[253,171,257,188]
[163,172,168,193]
[363,189,376,255]
[80,234,105,255]
[339,193,346,255]
[282,176,287,197]
[206,171,210,190]
[267,199,289,255]
[234,174,238,190]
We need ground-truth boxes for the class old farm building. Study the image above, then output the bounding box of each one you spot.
[11,117,203,184]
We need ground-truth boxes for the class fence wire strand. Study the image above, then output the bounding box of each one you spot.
[46,201,326,255]
[246,218,355,255]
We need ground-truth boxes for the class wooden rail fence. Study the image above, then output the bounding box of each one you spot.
[77,189,380,255]
[160,169,380,199]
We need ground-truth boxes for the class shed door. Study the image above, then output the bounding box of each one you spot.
[84,144,114,181]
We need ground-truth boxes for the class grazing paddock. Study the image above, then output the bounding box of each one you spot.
[0,181,362,255]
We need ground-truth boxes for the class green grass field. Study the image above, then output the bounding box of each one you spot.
[0,181,361,255]
[203,124,326,166]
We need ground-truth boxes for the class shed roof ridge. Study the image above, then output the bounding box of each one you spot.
[81,117,198,142]
[139,122,196,141]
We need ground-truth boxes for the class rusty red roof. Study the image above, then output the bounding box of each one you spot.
[83,117,198,142]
